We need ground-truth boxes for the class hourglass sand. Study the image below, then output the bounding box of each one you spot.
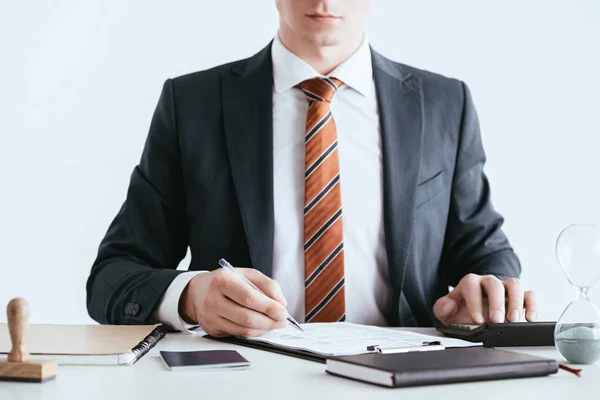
[554,224,600,364]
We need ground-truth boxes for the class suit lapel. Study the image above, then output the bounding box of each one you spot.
[222,44,275,277]
[372,50,425,324]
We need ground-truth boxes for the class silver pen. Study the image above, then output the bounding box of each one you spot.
[218,258,304,332]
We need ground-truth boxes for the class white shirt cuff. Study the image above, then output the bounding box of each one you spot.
[153,271,207,332]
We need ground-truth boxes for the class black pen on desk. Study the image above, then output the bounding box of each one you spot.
[218,258,304,333]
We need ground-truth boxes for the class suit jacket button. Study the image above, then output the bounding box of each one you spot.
[125,303,140,316]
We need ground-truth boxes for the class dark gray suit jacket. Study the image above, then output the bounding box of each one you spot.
[86,43,520,327]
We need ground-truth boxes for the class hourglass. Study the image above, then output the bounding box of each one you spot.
[554,224,600,364]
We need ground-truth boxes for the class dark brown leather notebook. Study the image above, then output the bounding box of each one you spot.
[326,347,558,388]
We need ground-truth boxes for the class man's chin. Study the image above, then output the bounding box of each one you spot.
[304,34,343,48]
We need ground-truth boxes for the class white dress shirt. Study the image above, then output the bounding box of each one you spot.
[154,33,394,331]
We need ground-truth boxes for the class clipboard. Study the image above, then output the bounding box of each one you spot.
[205,336,449,362]
[204,323,481,363]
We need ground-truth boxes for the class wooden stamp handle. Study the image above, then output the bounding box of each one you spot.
[7,297,30,363]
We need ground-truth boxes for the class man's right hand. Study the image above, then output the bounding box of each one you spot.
[178,268,289,338]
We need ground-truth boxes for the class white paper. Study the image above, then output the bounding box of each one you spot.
[246,322,481,356]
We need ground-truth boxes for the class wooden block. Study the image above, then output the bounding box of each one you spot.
[0,360,57,382]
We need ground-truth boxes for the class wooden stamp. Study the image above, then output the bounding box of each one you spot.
[0,298,57,382]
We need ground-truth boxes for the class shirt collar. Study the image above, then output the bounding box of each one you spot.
[271,32,373,97]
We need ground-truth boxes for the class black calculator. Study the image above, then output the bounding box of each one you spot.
[436,322,556,347]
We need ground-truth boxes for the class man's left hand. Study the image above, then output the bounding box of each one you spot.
[433,274,537,325]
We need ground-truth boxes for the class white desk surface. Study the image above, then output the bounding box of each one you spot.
[1,328,596,400]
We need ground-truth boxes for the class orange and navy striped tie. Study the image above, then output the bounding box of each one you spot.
[300,77,345,323]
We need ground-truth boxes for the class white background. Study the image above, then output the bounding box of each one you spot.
[1,0,599,324]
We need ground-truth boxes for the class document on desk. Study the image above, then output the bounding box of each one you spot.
[245,322,481,357]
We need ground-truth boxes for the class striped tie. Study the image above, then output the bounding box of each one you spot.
[300,77,345,323]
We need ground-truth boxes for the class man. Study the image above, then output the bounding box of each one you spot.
[87,0,537,337]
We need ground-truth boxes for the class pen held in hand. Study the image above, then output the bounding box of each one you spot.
[218,258,304,333]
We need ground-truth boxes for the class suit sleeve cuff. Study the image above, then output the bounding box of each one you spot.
[153,271,207,332]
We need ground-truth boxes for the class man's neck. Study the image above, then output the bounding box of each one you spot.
[278,28,363,75]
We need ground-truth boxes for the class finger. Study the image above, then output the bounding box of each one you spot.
[458,274,485,324]
[433,294,458,322]
[219,275,288,321]
[524,291,538,321]
[216,316,271,338]
[203,328,228,338]
[503,278,524,322]
[217,295,287,330]
[481,275,505,323]
[238,268,288,306]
